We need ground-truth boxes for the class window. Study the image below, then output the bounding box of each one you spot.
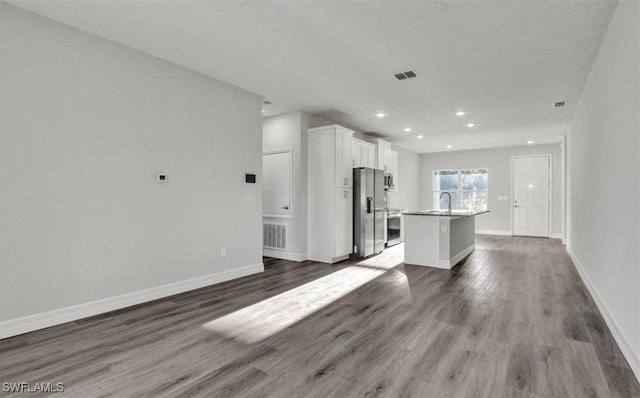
[433,168,488,210]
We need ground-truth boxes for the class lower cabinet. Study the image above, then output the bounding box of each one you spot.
[334,188,353,258]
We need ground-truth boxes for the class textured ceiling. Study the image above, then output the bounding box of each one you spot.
[8,0,617,153]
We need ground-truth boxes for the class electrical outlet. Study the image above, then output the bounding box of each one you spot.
[220,248,226,257]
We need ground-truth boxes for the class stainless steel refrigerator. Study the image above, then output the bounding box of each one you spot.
[353,167,385,257]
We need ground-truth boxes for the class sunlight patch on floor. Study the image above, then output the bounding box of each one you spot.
[202,245,408,344]
[202,264,386,344]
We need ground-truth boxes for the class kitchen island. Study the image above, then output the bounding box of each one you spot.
[403,210,489,269]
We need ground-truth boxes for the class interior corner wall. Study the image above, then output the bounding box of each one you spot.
[0,4,263,329]
[567,0,640,379]
[261,111,341,262]
[419,144,563,235]
[262,111,306,260]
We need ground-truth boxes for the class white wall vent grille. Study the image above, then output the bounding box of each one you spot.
[263,223,286,249]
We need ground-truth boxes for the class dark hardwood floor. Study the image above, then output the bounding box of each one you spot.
[1,236,638,397]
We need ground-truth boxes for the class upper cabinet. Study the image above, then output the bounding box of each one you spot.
[376,139,392,172]
[389,150,399,192]
[375,139,399,191]
[376,138,399,191]
[352,138,376,169]
[335,128,353,188]
[308,125,354,189]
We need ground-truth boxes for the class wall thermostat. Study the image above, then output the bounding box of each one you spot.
[156,173,168,183]
[245,173,256,183]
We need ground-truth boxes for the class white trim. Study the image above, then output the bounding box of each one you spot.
[550,232,563,240]
[409,244,475,269]
[0,263,264,340]
[262,248,307,262]
[566,247,640,382]
[511,154,552,238]
[448,244,475,267]
[262,213,293,219]
[552,134,567,244]
[475,229,512,236]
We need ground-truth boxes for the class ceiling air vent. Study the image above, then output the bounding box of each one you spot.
[394,70,419,80]
[553,101,567,108]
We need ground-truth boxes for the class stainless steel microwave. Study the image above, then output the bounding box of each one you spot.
[383,172,395,191]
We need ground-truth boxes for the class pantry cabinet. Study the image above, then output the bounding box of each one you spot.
[307,125,354,263]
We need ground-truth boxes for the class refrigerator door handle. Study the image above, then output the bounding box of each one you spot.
[366,197,373,213]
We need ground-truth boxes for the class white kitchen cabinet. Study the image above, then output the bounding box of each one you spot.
[389,150,399,192]
[376,139,392,172]
[364,143,376,168]
[307,125,354,263]
[375,139,399,191]
[352,138,376,168]
[334,188,353,258]
[335,129,353,188]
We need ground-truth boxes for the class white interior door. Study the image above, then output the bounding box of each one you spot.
[263,150,291,216]
[513,155,550,237]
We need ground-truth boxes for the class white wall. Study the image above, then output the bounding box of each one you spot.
[387,146,420,211]
[0,4,263,331]
[419,144,563,235]
[567,0,639,378]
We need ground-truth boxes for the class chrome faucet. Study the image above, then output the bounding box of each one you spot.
[439,192,452,213]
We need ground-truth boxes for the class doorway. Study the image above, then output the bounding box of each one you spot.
[262,149,292,217]
[512,155,551,237]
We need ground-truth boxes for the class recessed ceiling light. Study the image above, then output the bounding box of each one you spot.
[455,111,466,117]
[466,123,476,128]
[376,112,386,118]
[446,145,452,149]
[416,134,424,139]
[404,127,412,132]
[527,140,534,144]
[262,109,265,113]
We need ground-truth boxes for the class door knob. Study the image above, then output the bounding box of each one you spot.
[282,205,289,210]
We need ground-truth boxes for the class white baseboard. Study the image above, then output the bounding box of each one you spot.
[566,246,640,383]
[475,229,512,236]
[0,263,264,340]
[448,244,475,268]
[475,229,564,240]
[263,248,307,262]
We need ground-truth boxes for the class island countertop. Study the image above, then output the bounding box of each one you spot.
[403,209,490,217]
